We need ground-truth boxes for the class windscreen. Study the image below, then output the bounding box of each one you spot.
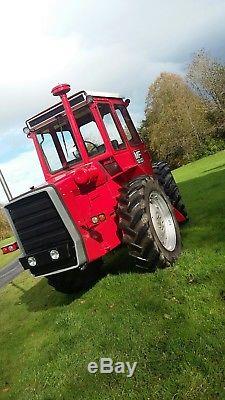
[36,106,106,173]
[37,122,81,172]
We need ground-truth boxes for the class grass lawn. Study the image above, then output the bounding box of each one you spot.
[0,151,225,400]
[0,237,20,269]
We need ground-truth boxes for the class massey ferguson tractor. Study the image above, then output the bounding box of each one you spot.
[4,84,187,293]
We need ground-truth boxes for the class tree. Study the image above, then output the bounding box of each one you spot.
[187,50,225,139]
[140,73,210,168]
[187,49,225,110]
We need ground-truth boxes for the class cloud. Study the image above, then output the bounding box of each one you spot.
[1,0,224,136]
[0,150,44,203]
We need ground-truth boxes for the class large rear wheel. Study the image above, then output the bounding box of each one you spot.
[117,176,181,269]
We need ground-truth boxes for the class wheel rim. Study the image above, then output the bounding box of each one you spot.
[149,191,177,251]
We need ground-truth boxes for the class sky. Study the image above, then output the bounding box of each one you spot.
[0,0,225,202]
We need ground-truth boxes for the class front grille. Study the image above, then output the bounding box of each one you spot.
[6,191,73,255]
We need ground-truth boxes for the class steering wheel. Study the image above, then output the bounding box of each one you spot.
[84,140,99,154]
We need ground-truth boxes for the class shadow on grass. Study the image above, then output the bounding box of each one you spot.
[17,279,76,311]
[19,247,149,312]
[103,246,149,275]
[20,271,116,312]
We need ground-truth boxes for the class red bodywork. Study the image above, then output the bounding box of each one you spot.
[27,84,185,264]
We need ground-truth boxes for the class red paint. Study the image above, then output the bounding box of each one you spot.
[73,165,99,186]
[28,84,187,263]
[51,83,71,96]
[173,208,186,223]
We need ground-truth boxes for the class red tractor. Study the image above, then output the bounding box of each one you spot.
[4,84,187,293]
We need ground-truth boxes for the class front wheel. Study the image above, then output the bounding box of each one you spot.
[117,176,181,269]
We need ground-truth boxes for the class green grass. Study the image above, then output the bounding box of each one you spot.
[0,237,20,269]
[1,151,225,400]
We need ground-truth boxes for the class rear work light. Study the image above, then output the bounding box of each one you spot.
[101,157,122,176]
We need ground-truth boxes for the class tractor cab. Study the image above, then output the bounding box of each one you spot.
[25,84,150,186]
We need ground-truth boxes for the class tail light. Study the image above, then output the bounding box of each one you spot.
[101,157,122,176]
[1,241,19,255]
[91,213,106,225]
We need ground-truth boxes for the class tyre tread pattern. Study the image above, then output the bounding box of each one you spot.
[117,176,171,269]
[153,161,188,219]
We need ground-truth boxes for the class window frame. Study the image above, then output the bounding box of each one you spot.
[36,123,82,174]
[75,106,107,158]
[97,101,128,152]
[113,104,142,146]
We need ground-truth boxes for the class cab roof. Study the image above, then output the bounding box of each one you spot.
[26,90,124,131]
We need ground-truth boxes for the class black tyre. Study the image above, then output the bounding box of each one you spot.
[117,176,181,269]
[47,259,103,294]
[153,161,188,219]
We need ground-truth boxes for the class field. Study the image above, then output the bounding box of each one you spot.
[0,151,225,400]
[0,237,20,269]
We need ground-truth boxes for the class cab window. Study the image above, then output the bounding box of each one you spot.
[76,109,106,156]
[56,130,81,163]
[98,104,126,150]
[37,125,81,172]
[37,133,62,171]
[114,105,141,146]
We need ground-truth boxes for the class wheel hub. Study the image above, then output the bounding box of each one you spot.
[149,191,176,251]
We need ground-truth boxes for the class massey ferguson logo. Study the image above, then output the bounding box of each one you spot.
[133,150,144,164]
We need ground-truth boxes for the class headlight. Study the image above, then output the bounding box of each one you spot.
[28,257,37,267]
[50,249,60,260]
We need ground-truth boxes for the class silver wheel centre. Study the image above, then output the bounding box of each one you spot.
[149,191,176,251]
